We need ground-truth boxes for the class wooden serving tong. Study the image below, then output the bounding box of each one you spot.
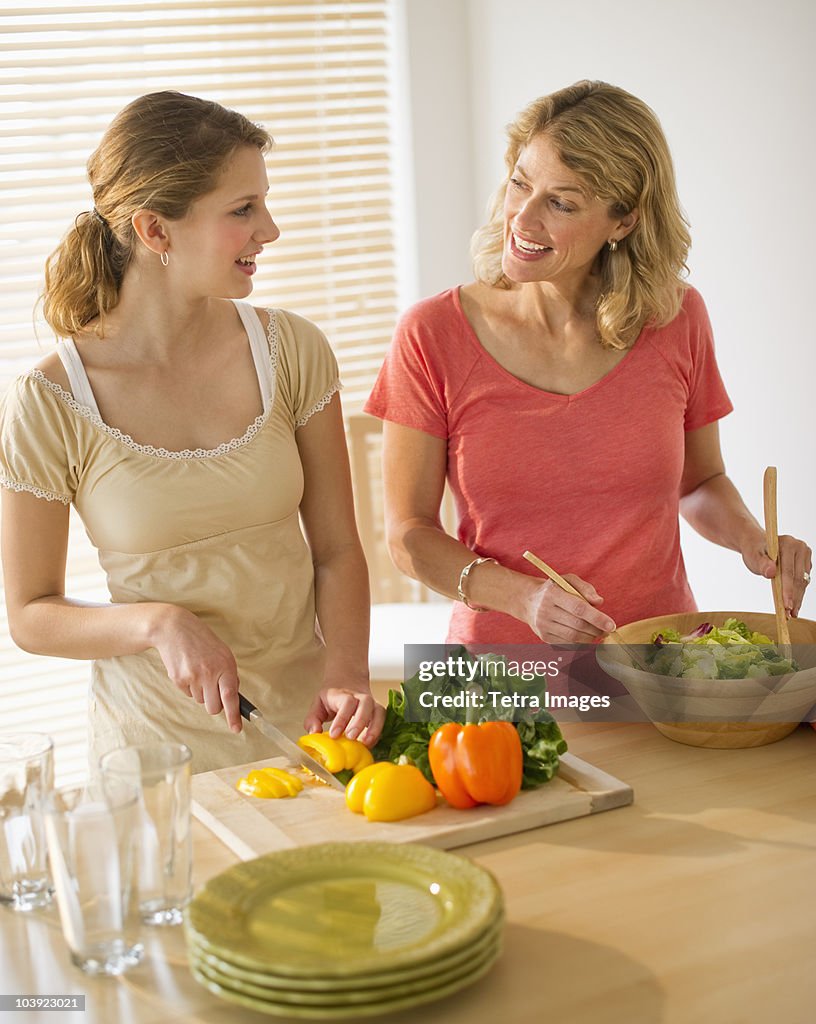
[522,550,651,673]
[762,466,792,648]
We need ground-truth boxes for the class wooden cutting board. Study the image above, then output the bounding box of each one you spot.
[192,753,633,861]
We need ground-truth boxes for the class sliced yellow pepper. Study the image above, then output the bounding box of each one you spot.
[297,732,374,775]
[335,736,375,773]
[345,762,437,822]
[236,767,304,799]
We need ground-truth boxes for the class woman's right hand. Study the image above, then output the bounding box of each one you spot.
[151,605,243,733]
[519,574,616,643]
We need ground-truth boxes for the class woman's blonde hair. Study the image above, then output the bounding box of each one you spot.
[42,91,272,338]
[471,80,691,349]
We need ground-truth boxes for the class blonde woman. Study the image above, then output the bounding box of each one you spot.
[366,80,811,645]
[0,92,383,772]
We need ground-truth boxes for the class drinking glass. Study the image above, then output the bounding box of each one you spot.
[99,743,192,926]
[44,778,143,975]
[0,733,54,911]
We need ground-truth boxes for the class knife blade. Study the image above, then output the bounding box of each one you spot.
[238,693,346,792]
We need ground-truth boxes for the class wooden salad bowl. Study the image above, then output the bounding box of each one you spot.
[596,611,816,748]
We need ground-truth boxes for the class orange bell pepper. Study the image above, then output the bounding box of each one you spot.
[428,721,523,809]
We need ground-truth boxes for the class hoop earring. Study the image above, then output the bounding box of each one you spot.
[160,251,169,267]
[608,239,618,252]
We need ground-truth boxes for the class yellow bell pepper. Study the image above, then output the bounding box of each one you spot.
[345,762,437,822]
[297,733,374,775]
[236,767,304,799]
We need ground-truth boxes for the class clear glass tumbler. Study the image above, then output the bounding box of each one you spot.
[99,743,193,926]
[44,778,144,975]
[0,733,55,911]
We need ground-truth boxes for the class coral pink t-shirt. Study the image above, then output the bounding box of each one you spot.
[364,285,733,644]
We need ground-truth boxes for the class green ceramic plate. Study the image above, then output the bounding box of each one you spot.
[188,910,505,993]
[191,933,502,1007]
[185,842,502,978]
[189,938,502,1019]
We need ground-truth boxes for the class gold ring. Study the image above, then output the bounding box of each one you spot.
[804,571,812,584]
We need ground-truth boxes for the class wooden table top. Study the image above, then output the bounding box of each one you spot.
[2,722,814,1024]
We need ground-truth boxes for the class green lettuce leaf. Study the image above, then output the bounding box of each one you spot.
[644,618,798,678]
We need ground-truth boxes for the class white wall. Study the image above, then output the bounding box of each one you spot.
[400,0,815,618]
[393,0,476,301]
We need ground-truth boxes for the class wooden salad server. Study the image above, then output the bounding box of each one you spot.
[522,550,652,673]
[762,466,792,648]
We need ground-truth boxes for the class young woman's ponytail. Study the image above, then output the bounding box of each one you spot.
[42,208,126,338]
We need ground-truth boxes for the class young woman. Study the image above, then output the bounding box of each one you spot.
[0,91,383,772]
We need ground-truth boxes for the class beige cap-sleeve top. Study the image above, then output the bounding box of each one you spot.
[0,303,341,773]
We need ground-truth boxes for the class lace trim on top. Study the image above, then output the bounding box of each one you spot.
[0,474,72,505]
[295,380,342,428]
[26,310,280,461]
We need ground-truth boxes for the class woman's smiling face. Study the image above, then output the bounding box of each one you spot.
[502,133,634,289]
[166,145,280,299]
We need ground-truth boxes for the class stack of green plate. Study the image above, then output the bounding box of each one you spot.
[184,841,504,1019]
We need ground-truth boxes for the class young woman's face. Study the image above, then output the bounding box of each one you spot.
[501,133,628,289]
[169,145,280,299]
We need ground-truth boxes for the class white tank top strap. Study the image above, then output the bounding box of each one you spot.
[56,338,101,416]
[231,300,274,416]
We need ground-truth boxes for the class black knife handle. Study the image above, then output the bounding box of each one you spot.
[238,693,257,721]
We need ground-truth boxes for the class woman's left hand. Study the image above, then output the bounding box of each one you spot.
[304,684,386,748]
[742,533,812,617]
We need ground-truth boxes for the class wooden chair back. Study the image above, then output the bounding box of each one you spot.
[347,415,455,605]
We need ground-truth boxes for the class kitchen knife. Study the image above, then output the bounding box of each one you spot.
[238,693,346,792]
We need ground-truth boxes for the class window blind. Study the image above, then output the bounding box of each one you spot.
[0,0,399,783]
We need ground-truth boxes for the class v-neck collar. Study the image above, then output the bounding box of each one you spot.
[451,286,644,403]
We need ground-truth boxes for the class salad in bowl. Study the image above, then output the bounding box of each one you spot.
[643,618,798,680]
[596,610,816,747]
